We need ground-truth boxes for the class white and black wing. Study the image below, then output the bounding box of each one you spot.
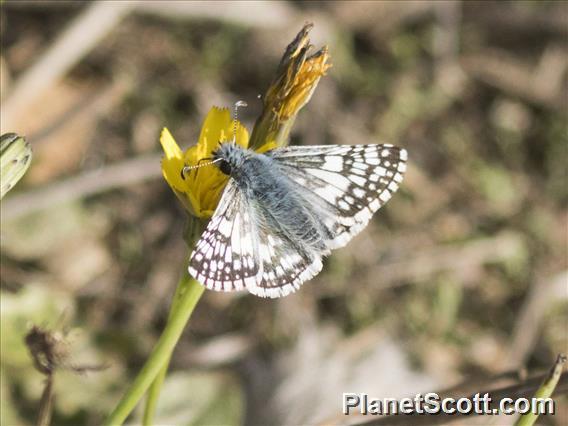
[189,178,259,292]
[250,214,323,298]
[188,178,323,298]
[270,144,407,249]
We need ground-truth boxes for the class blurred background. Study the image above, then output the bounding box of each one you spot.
[1,1,566,425]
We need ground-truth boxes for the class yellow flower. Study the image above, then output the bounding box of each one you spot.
[160,24,331,219]
[160,107,249,218]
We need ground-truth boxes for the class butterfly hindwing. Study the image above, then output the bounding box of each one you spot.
[250,213,324,298]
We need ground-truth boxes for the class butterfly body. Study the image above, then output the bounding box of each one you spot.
[190,142,408,298]
[214,143,332,256]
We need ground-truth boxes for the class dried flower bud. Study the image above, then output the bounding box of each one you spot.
[249,23,332,150]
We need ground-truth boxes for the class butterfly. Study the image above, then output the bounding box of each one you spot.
[188,141,407,298]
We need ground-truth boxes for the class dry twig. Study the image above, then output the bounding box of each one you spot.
[1,154,161,221]
[1,1,136,130]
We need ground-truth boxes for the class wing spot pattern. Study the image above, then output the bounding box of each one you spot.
[189,145,408,297]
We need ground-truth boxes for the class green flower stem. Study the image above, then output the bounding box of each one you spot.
[142,359,168,426]
[104,272,204,426]
[140,218,206,425]
[515,354,566,426]
[141,270,190,426]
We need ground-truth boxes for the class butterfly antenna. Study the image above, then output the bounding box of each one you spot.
[181,158,222,179]
[231,100,247,144]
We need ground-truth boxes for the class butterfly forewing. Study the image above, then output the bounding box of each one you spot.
[270,144,407,249]
[189,179,259,292]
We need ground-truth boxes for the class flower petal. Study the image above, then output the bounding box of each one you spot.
[160,108,249,219]
[160,128,188,194]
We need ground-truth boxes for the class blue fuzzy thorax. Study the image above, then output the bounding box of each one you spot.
[212,143,331,256]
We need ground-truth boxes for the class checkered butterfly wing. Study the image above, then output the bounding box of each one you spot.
[188,178,260,292]
[188,178,320,298]
[269,144,407,249]
[248,213,324,298]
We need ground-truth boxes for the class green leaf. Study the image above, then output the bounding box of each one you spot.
[1,133,32,199]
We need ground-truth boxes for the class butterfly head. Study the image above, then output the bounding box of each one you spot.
[210,100,250,176]
[212,143,249,176]
[180,142,250,180]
